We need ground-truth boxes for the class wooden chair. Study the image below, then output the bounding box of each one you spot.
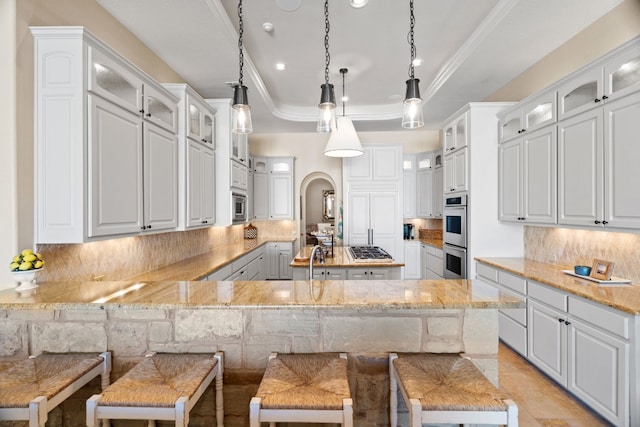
[0,352,111,427]
[389,352,518,427]
[86,351,223,427]
[250,352,353,426]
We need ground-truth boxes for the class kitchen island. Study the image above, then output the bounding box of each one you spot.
[0,278,521,426]
[290,245,405,280]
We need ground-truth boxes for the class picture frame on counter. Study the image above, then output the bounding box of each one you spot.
[590,259,614,281]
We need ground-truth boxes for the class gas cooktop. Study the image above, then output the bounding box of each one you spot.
[348,246,393,263]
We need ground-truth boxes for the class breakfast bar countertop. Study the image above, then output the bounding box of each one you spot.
[290,246,405,268]
[476,257,640,315]
[0,278,523,311]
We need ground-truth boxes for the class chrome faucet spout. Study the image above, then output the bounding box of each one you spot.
[309,245,323,280]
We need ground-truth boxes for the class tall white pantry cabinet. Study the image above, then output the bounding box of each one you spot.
[31,27,179,243]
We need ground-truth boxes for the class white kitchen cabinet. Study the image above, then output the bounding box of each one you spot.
[558,40,640,121]
[292,267,347,280]
[345,145,401,182]
[186,141,215,227]
[423,245,443,280]
[207,98,247,226]
[499,90,557,143]
[416,169,434,217]
[251,157,294,220]
[432,167,443,218]
[443,148,467,194]
[266,242,294,280]
[33,27,179,243]
[443,112,468,154]
[558,94,640,229]
[403,241,421,279]
[402,154,416,218]
[528,282,629,426]
[348,191,400,261]
[231,133,248,165]
[346,267,400,280]
[164,84,216,229]
[499,125,557,224]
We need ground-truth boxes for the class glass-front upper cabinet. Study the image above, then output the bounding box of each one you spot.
[604,44,640,101]
[557,67,603,120]
[188,99,202,141]
[523,91,556,132]
[443,112,468,153]
[143,84,177,133]
[88,47,142,114]
[499,109,523,143]
[186,95,215,146]
[202,113,215,146]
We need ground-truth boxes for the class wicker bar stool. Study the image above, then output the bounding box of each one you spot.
[86,351,223,427]
[389,353,518,427]
[250,352,353,427]
[0,352,111,427]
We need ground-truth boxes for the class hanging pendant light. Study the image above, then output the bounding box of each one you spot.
[232,0,253,134]
[402,0,424,129]
[324,68,363,157]
[317,0,336,133]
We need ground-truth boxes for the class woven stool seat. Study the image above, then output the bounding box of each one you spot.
[390,353,518,427]
[0,352,111,427]
[87,352,223,427]
[250,352,353,426]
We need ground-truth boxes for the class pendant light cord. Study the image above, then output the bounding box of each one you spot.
[238,0,245,86]
[407,0,416,79]
[324,0,331,85]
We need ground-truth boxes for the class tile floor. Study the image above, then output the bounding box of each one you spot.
[498,342,612,427]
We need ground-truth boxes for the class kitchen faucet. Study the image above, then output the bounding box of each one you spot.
[309,245,325,279]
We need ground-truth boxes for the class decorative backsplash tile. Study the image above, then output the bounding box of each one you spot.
[524,226,640,283]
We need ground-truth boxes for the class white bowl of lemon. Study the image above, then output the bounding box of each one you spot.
[10,249,45,292]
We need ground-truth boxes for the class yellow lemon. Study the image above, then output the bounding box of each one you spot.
[18,261,33,271]
[21,249,34,257]
[34,260,44,269]
[36,253,43,260]
[23,254,37,262]
[9,262,19,271]
[12,255,22,263]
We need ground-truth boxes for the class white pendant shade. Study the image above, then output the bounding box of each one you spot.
[324,116,364,157]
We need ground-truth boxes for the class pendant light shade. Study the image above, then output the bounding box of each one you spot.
[324,68,363,158]
[324,116,363,157]
[317,0,336,133]
[232,84,252,134]
[402,0,424,129]
[402,78,424,129]
[317,83,336,133]
[232,0,253,134]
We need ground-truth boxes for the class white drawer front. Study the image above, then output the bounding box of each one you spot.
[476,263,498,283]
[529,281,567,311]
[499,312,527,357]
[569,296,629,339]
[426,255,443,276]
[427,245,442,257]
[499,271,527,295]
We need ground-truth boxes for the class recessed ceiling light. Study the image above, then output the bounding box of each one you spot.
[350,0,368,8]
[412,58,424,67]
[274,63,287,71]
[277,0,301,12]
[263,22,274,33]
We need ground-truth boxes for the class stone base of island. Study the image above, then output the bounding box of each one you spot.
[0,278,522,426]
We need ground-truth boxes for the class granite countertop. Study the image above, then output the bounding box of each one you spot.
[476,257,640,315]
[127,238,295,282]
[417,238,443,248]
[0,278,523,310]
[290,246,405,268]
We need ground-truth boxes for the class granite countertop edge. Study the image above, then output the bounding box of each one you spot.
[475,257,640,315]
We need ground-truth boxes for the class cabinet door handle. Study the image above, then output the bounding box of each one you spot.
[602,220,608,225]
[594,98,601,103]
[602,95,609,100]
[564,320,571,325]
[146,112,151,117]
[140,225,147,230]
[147,225,152,229]
[558,318,564,323]
[139,109,145,114]
[594,220,601,224]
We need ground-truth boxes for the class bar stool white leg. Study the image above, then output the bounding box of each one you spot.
[343,398,354,427]
[409,398,421,427]
[389,353,398,427]
[28,396,47,427]
[506,399,519,427]
[175,396,187,427]
[214,352,224,427]
[249,396,261,427]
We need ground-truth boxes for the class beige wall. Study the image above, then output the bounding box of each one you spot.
[486,0,640,102]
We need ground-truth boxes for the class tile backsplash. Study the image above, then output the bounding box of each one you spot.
[524,226,640,283]
[37,221,299,282]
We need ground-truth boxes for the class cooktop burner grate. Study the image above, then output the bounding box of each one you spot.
[348,246,393,262]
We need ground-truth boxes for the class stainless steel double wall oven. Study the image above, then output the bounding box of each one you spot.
[443,194,467,279]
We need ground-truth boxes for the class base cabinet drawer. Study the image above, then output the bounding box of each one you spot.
[499,312,527,357]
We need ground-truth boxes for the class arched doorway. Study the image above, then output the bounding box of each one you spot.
[299,172,336,247]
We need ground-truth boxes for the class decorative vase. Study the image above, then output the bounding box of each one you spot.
[11,269,42,292]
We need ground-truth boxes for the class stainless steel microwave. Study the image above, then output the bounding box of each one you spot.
[232,192,247,223]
